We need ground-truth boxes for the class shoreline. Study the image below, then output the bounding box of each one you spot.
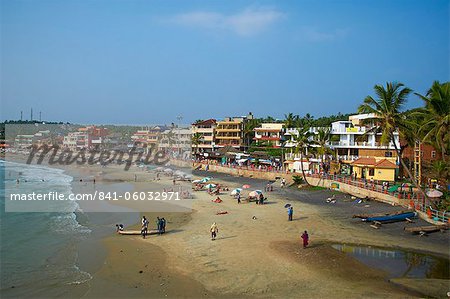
[2,154,449,298]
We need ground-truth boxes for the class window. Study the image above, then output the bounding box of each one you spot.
[431,151,436,158]
[385,151,393,157]
[369,169,375,176]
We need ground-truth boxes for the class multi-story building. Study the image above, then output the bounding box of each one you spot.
[159,128,191,157]
[63,126,109,150]
[214,113,254,150]
[15,130,51,148]
[131,126,161,151]
[281,114,400,176]
[191,119,216,153]
[253,123,284,147]
[329,114,399,163]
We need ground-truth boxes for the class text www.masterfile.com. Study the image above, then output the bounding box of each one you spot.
[9,191,181,201]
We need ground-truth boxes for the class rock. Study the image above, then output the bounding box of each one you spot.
[139,270,143,273]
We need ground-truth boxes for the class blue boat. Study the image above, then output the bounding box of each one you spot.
[363,211,417,222]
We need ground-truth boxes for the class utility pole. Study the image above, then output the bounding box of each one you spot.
[176,115,183,156]
[39,112,42,122]
[20,111,23,121]
[30,108,33,121]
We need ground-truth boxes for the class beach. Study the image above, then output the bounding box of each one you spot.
[1,156,449,298]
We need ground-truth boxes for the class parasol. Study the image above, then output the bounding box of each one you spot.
[249,190,263,197]
[426,189,443,198]
[230,188,242,195]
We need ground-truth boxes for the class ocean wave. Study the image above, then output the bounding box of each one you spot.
[51,212,92,235]
[66,265,93,285]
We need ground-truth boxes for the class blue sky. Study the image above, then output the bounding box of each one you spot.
[1,0,449,125]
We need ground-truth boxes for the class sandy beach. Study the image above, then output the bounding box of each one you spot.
[3,155,449,298]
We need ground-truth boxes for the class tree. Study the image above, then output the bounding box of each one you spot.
[292,127,315,185]
[243,119,260,151]
[315,128,331,172]
[358,82,428,200]
[191,132,203,155]
[415,81,450,161]
[284,113,299,128]
[315,128,331,158]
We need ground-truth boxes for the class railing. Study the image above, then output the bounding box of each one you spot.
[193,160,449,224]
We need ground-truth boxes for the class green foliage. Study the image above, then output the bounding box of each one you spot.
[292,175,304,185]
[415,81,450,160]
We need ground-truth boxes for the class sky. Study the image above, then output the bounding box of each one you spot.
[1,0,449,125]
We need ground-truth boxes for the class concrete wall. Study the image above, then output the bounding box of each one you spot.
[170,160,443,225]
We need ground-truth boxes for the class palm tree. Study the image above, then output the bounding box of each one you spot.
[191,132,203,156]
[243,119,260,151]
[427,160,449,185]
[292,127,315,185]
[415,81,450,161]
[284,113,299,129]
[358,82,427,198]
[315,128,331,158]
[315,128,331,172]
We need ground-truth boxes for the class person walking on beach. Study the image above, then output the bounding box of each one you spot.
[141,216,149,239]
[288,206,293,221]
[301,230,309,248]
[210,222,219,240]
[237,193,241,204]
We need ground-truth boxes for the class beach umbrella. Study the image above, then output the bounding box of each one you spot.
[155,167,164,172]
[426,189,443,198]
[242,184,251,189]
[192,179,202,183]
[201,177,211,183]
[230,188,242,195]
[249,190,263,197]
[284,203,291,208]
[204,183,216,189]
[164,168,173,173]
[174,170,185,176]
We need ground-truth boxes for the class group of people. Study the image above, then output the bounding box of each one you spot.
[156,217,167,234]
[140,216,167,238]
[255,193,265,205]
[264,182,274,192]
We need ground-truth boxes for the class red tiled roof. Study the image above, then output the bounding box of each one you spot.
[351,157,376,166]
[193,119,216,126]
[374,159,398,169]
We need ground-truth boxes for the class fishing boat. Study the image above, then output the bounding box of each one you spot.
[118,230,160,235]
[362,211,417,222]
[404,224,448,234]
[353,210,412,219]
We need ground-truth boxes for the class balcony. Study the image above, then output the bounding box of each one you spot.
[328,141,397,148]
[331,127,367,134]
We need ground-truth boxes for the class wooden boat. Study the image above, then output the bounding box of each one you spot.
[362,211,417,223]
[404,224,448,234]
[118,230,161,235]
[353,210,412,219]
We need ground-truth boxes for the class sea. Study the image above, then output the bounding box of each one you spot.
[0,160,95,297]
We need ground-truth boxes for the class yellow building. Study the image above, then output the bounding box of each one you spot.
[215,117,245,149]
[351,157,397,182]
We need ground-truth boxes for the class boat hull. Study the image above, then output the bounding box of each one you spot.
[363,212,417,222]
